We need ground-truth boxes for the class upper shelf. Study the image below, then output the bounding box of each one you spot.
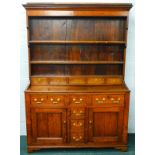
[29,40,126,45]
[30,60,124,65]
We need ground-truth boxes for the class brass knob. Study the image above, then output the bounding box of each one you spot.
[73,98,76,101]
[79,136,82,139]
[79,122,82,126]
[41,98,44,101]
[73,136,76,139]
[57,98,60,101]
[96,98,99,101]
[102,98,105,101]
[73,111,76,114]
[111,98,114,101]
[118,98,120,100]
[89,120,92,124]
[63,120,66,124]
[80,98,83,101]
[34,98,37,101]
[80,111,83,113]
[50,98,53,101]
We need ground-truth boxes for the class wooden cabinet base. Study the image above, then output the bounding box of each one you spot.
[25,89,130,153]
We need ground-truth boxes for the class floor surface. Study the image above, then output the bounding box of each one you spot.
[20,134,135,155]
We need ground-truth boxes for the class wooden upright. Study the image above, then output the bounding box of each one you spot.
[23,3,132,152]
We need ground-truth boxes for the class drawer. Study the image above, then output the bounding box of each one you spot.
[93,95,108,105]
[48,95,65,106]
[31,95,47,105]
[49,77,67,85]
[70,96,86,105]
[71,120,84,132]
[70,132,84,143]
[31,77,48,85]
[108,95,124,104]
[69,77,86,85]
[106,77,123,85]
[87,77,105,85]
[70,108,85,117]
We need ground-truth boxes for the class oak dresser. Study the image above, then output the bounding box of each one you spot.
[23,3,132,152]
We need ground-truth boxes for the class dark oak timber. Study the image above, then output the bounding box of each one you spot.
[23,3,132,153]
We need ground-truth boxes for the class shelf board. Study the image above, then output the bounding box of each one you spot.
[31,75,123,78]
[29,40,126,45]
[30,60,124,65]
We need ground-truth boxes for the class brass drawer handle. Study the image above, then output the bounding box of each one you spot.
[73,136,82,141]
[111,98,114,101]
[57,98,60,101]
[41,98,44,101]
[73,122,83,127]
[102,98,106,101]
[96,100,104,104]
[36,101,42,104]
[95,98,106,103]
[52,101,58,104]
[112,100,120,103]
[74,101,81,104]
[75,113,82,116]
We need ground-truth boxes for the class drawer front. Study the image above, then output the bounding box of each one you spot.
[31,95,47,105]
[48,95,65,106]
[69,77,86,85]
[70,96,86,105]
[70,108,85,118]
[71,120,84,132]
[31,77,48,85]
[106,78,123,85]
[108,95,124,104]
[70,132,84,143]
[93,95,108,105]
[87,77,105,85]
[49,77,67,85]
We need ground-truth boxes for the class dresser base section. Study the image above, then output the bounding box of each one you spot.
[27,144,128,153]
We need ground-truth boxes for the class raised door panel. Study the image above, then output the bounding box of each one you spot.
[31,108,67,145]
[88,107,124,143]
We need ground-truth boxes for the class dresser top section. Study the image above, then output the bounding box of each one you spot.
[23,3,132,10]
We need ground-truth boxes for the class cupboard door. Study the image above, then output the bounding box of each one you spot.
[31,108,67,144]
[88,107,124,143]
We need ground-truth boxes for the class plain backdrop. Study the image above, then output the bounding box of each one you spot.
[20,0,135,135]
